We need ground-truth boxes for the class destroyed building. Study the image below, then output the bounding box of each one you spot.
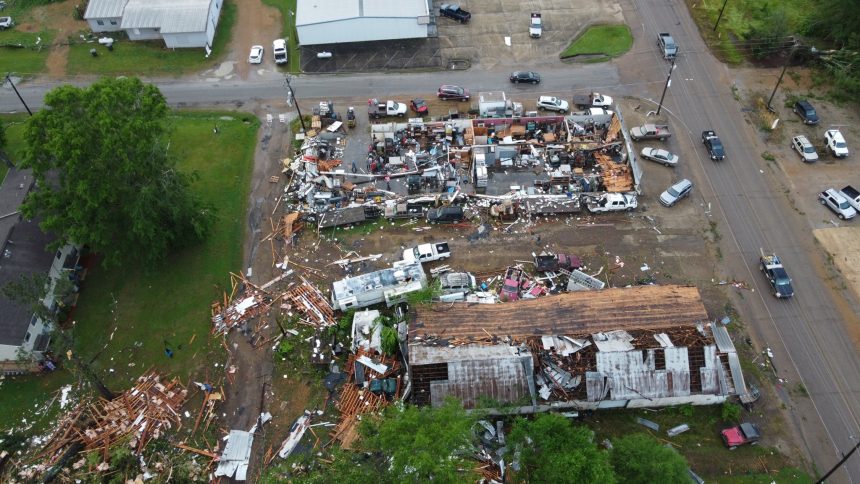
[408,285,755,410]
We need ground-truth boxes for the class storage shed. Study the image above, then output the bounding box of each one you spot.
[84,0,223,49]
[296,0,431,46]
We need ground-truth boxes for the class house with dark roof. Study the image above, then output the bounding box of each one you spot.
[84,0,224,50]
[0,169,80,373]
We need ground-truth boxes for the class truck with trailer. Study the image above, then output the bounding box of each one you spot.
[657,32,678,59]
[571,92,613,109]
[759,251,794,298]
[841,185,860,212]
[630,124,671,141]
[368,99,407,119]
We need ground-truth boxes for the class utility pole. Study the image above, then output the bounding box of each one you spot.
[5,74,33,116]
[713,0,730,32]
[767,46,794,112]
[816,438,860,483]
[284,75,307,133]
[656,58,676,116]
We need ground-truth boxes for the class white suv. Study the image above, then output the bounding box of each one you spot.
[791,135,818,163]
[824,129,849,158]
[536,96,569,113]
[819,188,857,220]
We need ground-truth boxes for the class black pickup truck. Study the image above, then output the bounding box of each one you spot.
[439,4,471,23]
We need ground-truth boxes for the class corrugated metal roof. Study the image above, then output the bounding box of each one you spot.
[121,0,212,33]
[710,323,737,354]
[214,430,254,479]
[84,0,128,19]
[429,356,530,408]
[410,344,526,366]
[297,0,427,26]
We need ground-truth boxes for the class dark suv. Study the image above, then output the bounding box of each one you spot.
[439,4,471,23]
[510,71,541,84]
[793,100,819,125]
[437,85,470,101]
[427,206,464,223]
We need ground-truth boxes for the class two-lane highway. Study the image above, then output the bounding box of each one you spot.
[631,0,860,480]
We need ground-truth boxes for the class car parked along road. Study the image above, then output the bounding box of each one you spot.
[659,179,693,207]
[640,147,678,167]
[510,71,541,84]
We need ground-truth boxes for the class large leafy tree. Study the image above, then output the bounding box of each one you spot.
[507,413,615,483]
[19,77,214,267]
[610,433,688,484]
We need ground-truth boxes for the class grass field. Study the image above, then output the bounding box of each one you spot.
[0,111,259,430]
[66,0,237,76]
[262,0,301,72]
[560,24,633,61]
[0,30,54,75]
[685,0,812,65]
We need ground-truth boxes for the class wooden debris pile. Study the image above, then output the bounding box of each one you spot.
[331,349,402,448]
[38,373,187,466]
[284,278,337,327]
[211,273,272,335]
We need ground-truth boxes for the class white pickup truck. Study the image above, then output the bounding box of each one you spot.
[584,193,638,213]
[402,242,451,263]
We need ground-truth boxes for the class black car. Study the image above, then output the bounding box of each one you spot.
[510,71,541,84]
[427,206,464,223]
[437,84,470,101]
[793,100,819,125]
[439,4,471,23]
[701,130,725,160]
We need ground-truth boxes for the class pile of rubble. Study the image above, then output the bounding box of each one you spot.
[32,373,186,474]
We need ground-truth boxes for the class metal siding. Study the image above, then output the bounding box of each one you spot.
[429,357,528,408]
[297,17,428,46]
[86,18,123,33]
[121,0,211,33]
[84,0,128,20]
[163,32,208,49]
[711,324,737,354]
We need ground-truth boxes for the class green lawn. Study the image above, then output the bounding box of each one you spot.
[262,0,301,72]
[0,115,30,181]
[0,31,54,76]
[560,24,633,61]
[0,111,258,431]
[66,0,237,76]
[69,111,258,388]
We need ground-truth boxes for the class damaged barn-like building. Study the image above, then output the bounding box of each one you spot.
[408,285,755,410]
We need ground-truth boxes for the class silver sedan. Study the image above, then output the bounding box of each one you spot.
[640,147,679,167]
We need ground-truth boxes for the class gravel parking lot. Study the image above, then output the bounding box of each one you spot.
[300,38,443,73]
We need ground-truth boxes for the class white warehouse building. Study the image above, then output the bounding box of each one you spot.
[84,0,223,50]
[296,0,431,46]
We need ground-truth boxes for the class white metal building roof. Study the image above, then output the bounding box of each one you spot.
[84,0,129,19]
[121,0,212,33]
[296,0,429,26]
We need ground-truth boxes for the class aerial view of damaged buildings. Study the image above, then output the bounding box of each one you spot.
[218,78,757,443]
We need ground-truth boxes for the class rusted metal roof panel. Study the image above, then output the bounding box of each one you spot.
[429,356,529,408]
[410,285,708,342]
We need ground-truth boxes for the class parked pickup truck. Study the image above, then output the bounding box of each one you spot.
[759,251,794,298]
[439,4,471,23]
[402,242,451,264]
[841,185,860,212]
[529,13,542,38]
[657,32,678,59]
[630,124,671,141]
[534,253,582,272]
[721,423,761,450]
[368,99,407,119]
[571,92,613,109]
[702,130,725,160]
[584,193,638,213]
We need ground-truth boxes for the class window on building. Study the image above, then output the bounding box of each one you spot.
[25,332,31,342]
[97,20,104,26]
[110,20,118,25]
[56,249,62,259]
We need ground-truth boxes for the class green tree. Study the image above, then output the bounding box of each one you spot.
[507,413,615,483]
[610,433,688,484]
[0,121,11,167]
[360,399,478,482]
[19,77,214,267]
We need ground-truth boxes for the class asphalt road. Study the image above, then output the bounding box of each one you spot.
[629,0,860,481]
[3,3,859,479]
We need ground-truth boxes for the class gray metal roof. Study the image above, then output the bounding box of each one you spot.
[332,261,426,300]
[121,0,213,33]
[411,344,527,365]
[84,0,129,19]
[710,323,737,354]
[214,430,254,480]
[296,0,428,26]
